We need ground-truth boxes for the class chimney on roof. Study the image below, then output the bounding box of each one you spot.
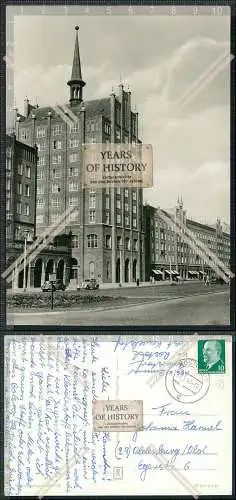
[24,97,30,117]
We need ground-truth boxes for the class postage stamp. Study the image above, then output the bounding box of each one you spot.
[165,358,210,403]
[93,399,143,432]
[198,339,226,374]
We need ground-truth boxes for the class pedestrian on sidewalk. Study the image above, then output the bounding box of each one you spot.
[205,275,210,286]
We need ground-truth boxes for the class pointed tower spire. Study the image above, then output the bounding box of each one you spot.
[67,26,86,107]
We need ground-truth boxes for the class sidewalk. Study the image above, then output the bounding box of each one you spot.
[7,279,201,294]
[98,279,199,290]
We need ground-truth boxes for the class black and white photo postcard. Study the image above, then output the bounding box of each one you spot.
[4,5,233,326]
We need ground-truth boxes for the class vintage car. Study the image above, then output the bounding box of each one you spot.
[77,279,99,291]
[41,279,66,292]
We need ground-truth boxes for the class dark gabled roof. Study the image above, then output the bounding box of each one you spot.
[19,98,111,123]
[186,218,215,232]
[84,98,111,119]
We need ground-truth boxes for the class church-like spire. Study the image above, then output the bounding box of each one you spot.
[67,26,86,107]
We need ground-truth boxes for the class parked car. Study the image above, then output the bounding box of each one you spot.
[41,279,66,292]
[77,279,99,291]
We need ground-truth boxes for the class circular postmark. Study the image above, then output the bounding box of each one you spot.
[165,358,210,404]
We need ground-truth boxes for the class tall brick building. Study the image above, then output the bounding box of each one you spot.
[16,26,145,285]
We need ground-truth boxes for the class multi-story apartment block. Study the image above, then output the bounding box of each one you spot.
[15,26,145,285]
[144,198,230,281]
[6,134,72,290]
[6,134,37,245]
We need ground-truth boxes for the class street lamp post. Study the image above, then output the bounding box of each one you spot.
[23,231,28,292]
[119,243,123,286]
[169,258,172,284]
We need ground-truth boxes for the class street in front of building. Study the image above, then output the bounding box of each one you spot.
[8,281,229,326]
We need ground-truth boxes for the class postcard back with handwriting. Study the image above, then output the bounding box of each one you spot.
[4,334,232,496]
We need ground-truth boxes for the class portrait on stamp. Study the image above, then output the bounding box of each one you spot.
[198,339,225,374]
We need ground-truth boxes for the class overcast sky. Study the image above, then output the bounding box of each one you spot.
[9,7,230,225]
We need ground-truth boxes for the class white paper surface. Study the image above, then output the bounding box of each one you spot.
[4,334,232,496]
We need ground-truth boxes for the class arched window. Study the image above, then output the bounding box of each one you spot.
[125,237,131,250]
[89,261,95,278]
[133,239,138,251]
[87,234,98,248]
[105,235,112,249]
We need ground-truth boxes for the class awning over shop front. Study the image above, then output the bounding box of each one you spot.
[188,271,194,276]
[152,270,163,275]
[165,270,177,275]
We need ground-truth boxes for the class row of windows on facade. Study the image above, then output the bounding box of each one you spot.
[37,153,79,165]
[37,197,79,208]
[89,193,138,212]
[6,159,31,178]
[151,254,203,265]
[152,247,229,262]
[153,239,215,250]
[35,202,137,227]
[21,124,79,140]
[152,245,226,260]
[152,225,223,244]
[37,139,79,151]
[36,182,139,202]
[153,231,229,251]
[6,199,30,216]
[36,213,79,224]
[20,118,135,140]
[12,226,34,241]
[86,234,140,250]
[8,181,31,197]
[41,183,79,193]
[7,146,35,163]
[37,167,79,179]
[158,227,216,241]
[87,211,138,227]
[36,140,137,164]
[39,192,139,213]
[152,219,220,239]
[21,126,136,145]
[15,202,30,216]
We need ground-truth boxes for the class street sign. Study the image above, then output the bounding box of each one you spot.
[49,273,56,282]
